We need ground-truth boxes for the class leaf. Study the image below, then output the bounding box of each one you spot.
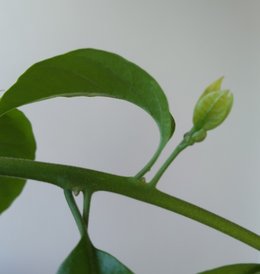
[96,249,133,274]
[0,109,36,213]
[57,236,133,274]
[56,237,94,274]
[0,49,175,175]
[199,263,260,274]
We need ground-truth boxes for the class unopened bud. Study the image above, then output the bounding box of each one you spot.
[193,78,233,131]
[199,76,224,99]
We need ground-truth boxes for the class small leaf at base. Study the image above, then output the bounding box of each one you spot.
[57,236,133,274]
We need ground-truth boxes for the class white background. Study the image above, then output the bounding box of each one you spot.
[0,1,259,273]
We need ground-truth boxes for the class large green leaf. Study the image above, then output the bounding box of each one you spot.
[57,236,133,274]
[0,49,174,175]
[0,109,36,213]
[199,263,260,274]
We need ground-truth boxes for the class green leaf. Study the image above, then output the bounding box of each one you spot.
[199,263,260,274]
[57,236,133,274]
[96,249,133,274]
[56,236,95,274]
[0,49,175,176]
[0,109,36,213]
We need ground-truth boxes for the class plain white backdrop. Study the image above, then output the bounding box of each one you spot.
[0,1,259,273]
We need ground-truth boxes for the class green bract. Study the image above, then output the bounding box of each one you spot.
[189,128,207,143]
[193,78,233,131]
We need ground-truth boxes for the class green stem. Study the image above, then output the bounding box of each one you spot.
[64,189,86,237]
[97,182,260,251]
[150,139,189,187]
[135,147,161,178]
[64,189,99,273]
[0,157,131,190]
[63,186,99,273]
[0,156,259,250]
[83,189,93,228]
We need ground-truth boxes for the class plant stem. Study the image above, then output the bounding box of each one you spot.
[83,189,93,228]
[0,156,259,250]
[64,189,99,273]
[150,139,189,187]
[135,148,161,178]
[64,189,86,237]
[0,156,132,190]
[98,182,260,251]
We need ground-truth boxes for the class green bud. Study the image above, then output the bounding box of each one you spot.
[199,76,224,100]
[193,84,233,131]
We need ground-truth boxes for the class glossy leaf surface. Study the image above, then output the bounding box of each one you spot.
[96,249,133,274]
[199,263,260,274]
[57,236,133,274]
[0,49,174,174]
[0,109,36,213]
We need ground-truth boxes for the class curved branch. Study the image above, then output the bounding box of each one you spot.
[99,182,260,251]
[0,157,131,190]
[0,156,259,250]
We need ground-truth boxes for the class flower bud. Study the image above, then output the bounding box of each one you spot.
[193,78,233,131]
[199,76,224,99]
